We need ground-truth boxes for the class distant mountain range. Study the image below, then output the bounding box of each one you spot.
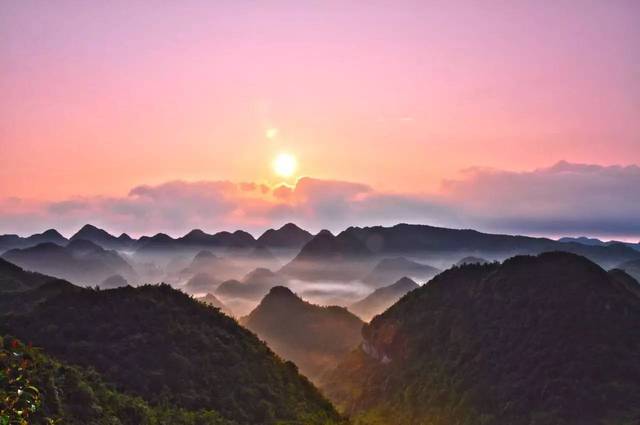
[321,252,640,424]
[3,223,639,264]
[281,224,640,281]
[243,286,364,381]
[559,236,640,251]
[350,277,419,321]
[3,223,640,289]
[257,223,314,249]
[0,229,67,252]
[280,229,374,281]
[2,239,137,285]
[217,268,287,301]
[361,257,440,287]
[0,223,315,254]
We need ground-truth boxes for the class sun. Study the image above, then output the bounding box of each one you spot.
[273,153,297,178]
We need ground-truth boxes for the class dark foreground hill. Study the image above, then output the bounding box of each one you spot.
[243,286,364,381]
[321,252,640,425]
[0,282,345,425]
[1,336,235,425]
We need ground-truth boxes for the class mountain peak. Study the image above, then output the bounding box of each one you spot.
[257,223,313,249]
[194,249,216,260]
[392,276,418,288]
[280,222,303,231]
[71,224,111,239]
[42,229,64,238]
[266,285,296,298]
[184,229,207,237]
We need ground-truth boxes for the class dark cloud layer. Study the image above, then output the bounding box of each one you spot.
[1,162,639,240]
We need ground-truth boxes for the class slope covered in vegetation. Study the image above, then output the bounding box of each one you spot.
[1,282,345,425]
[322,252,640,425]
[1,336,235,425]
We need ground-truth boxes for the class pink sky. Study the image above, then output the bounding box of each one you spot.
[1,1,639,238]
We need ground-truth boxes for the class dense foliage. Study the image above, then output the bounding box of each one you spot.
[1,336,234,425]
[322,252,640,425]
[1,283,345,425]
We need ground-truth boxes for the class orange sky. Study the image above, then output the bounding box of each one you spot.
[1,2,639,239]
[1,1,639,202]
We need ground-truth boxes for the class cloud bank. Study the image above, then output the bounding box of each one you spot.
[1,162,639,240]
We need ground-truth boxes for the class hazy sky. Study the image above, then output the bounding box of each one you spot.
[1,1,639,238]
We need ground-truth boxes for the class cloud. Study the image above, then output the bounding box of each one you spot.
[442,161,640,237]
[1,162,639,239]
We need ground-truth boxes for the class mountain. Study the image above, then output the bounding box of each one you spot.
[134,232,178,253]
[0,229,68,252]
[558,236,607,246]
[257,223,314,249]
[617,258,640,282]
[136,230,256,254]
[216,268,286,301]
[0,257,59,292]
[197,292,233,316]
[0,283,346,425]
[70,224,134,250]
[338,223,640,267]
[349,277,419,321]
[455,255,489,266]
[1,336,236,424]
[361,257,440,287]
[281,230,373,281]
[243,286,364,381]
[178,229,256,249]
[560,236,640,251]
[183,271,220,294]
[100,274,128,289]
[609,268,640,299]
[244,244,280,268]
[321,252,640,425]
[2,239,137,285]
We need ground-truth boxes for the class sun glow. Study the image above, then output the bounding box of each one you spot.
[273,153,297,178]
